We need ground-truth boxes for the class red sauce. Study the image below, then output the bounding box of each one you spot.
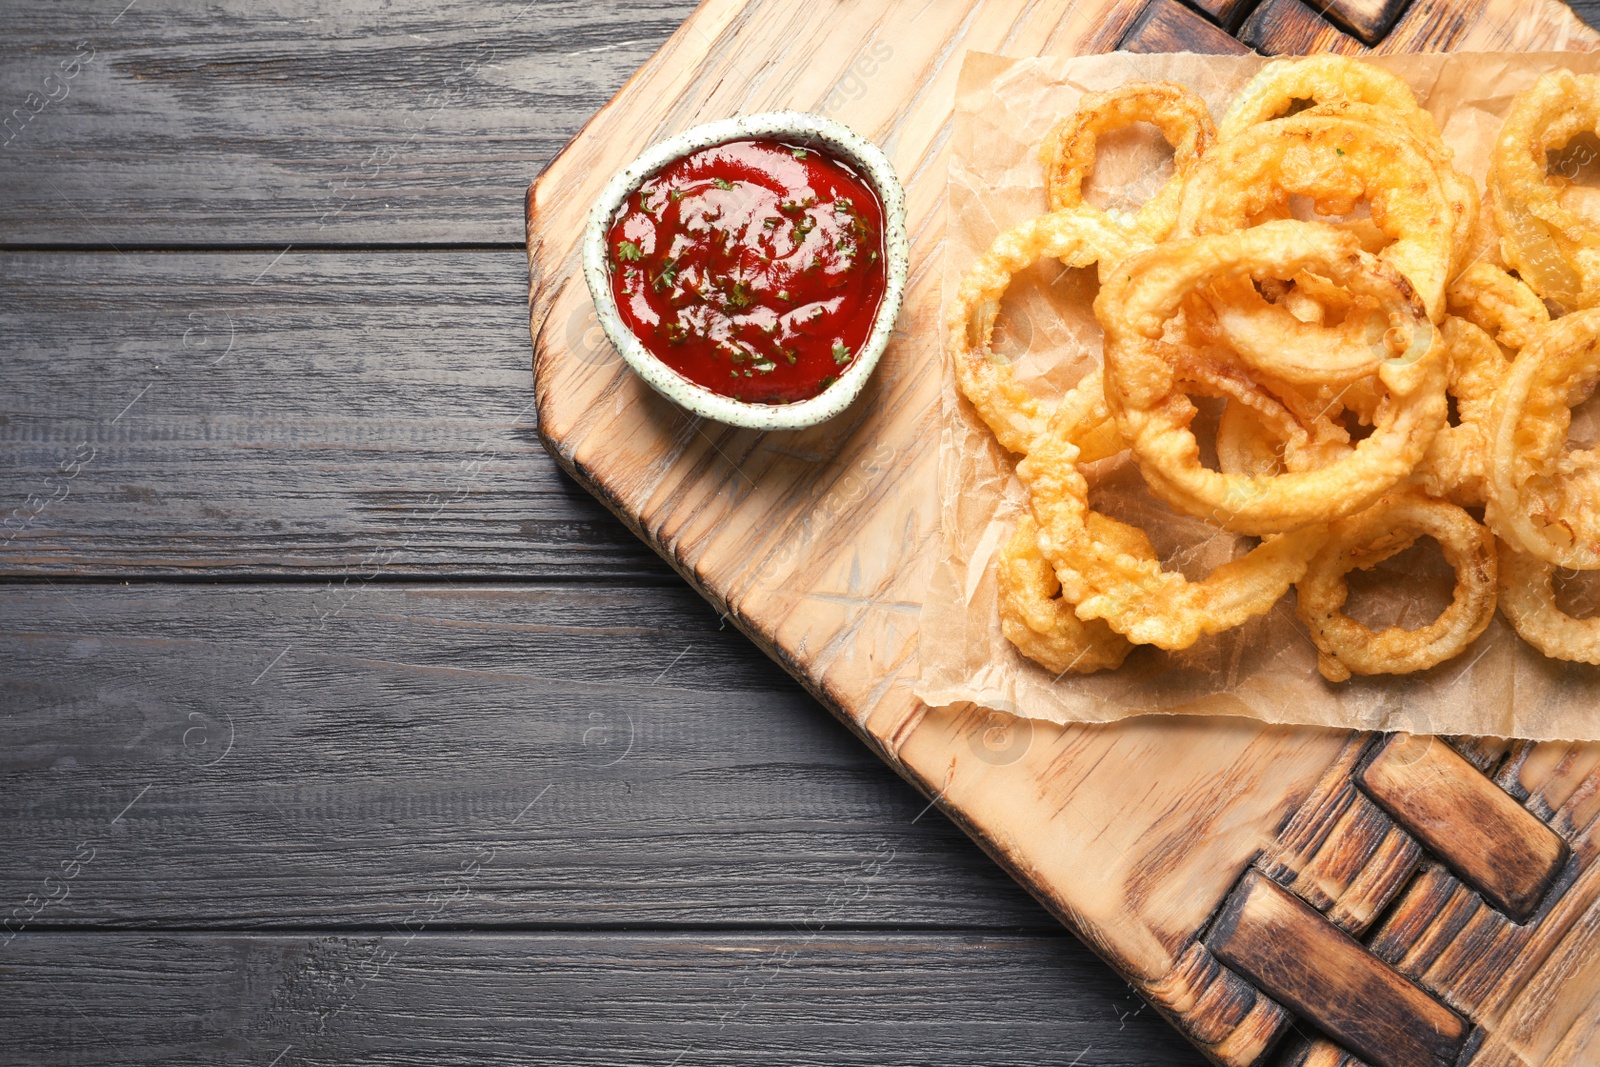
[606,138,887,405]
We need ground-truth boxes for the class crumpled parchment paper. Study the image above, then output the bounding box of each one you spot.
[916,50,1600,742]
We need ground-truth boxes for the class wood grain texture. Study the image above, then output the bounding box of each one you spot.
[1257,738,1422,937]
[1189,0,1260,31]
[527,1,1600,1064]
[1320,0,1413,44]
[0,581,1050,930]
[1207,871,1467,1067]
[1356,734,1571,922]
[0,251,662,578]
[1117,0,1253,54]
[0,1,699,246]
[0,932,1206,1067]
[1239,0,1365,53]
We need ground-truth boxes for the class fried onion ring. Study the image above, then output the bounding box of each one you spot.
[1295,493,1497,682]
[948,208,1145,454]
[1486,307,1600,568]
[1177,114,1456,320]
[1099,221,1448,535]
[1040,81,1217,241]
[1497,543,1600,664]
[1445,261,1551,352]
[1488,69,1600,310]
[1217,56,1434,142]
[1412,316,1508,506]
[998,514,1133,674]
[1017,402,1329,650]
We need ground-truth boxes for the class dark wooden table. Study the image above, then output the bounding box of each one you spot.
[3,3,1597,1064]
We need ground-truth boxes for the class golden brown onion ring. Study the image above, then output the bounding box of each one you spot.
[947,208,1146,454]
[1412,316,1509,507]
[1177,114,1456,320]
[1485,308,1600,569]
[1217,56,1433,142]
[1017,403,1328,650]
[1039,82,1216,241]
[1497,543,1600,664]
[1445,261,1550,352]
[1295,493,1497,682]
[1488,70,1600,310]
[1297,100,1479,275]
[998,514,1132,675]
[1099,221,1448,536]
[1200,275,1396,387]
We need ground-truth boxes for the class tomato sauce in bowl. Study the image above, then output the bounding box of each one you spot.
[604,138,888,405]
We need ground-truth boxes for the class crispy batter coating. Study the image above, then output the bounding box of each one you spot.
[1016,380,1330,651]
[1296,493,1497,682]
[1178,114,1455,320]
[1098,221,1447,536]
[1218,56,1435,142]
[1489,69,1600,310]
[1485,308,1600,569]
[998,515,1132,675]
[1039,81,1217,241]
[1411,316,1509,506]
[1446,261,1550,352]
[946,207,1144,455]
[1498,542,1600,664]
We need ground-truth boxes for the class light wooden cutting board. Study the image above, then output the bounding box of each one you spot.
[528,2,1600,1064]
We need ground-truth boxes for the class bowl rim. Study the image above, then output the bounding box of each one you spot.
[580,110,909,431]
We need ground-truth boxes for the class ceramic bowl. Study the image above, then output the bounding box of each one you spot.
[580,111,909,431]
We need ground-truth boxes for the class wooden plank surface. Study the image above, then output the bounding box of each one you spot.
[526,1,1600,1064]
[0,251,661,578]
[6,0,1600,1064]
[0,1,699,246]
[0,932,1204,1067]
[0,581,1046,930]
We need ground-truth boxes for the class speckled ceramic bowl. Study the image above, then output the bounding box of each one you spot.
[581,111,909,431]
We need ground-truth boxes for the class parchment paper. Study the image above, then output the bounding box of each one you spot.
[916,50,1600,742]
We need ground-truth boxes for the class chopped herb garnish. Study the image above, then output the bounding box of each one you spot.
[669,189,684,202]
[651,257,680,292]
[791,147,808,160]
[616,240,643,262]
[777,289,792,302]
[763,216,781,229]
[714,177,734,190]
[728,281,754,309]
[1335,147,1345,156]
[820,375,838,390]
[832,342,852,365]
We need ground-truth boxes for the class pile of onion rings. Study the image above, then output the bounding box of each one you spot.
[948,58,1600,680]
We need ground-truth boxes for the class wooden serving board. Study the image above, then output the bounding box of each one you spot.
[528,2,1600,1065]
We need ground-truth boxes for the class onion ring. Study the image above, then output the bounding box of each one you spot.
[1017,401,1329,650]
[1412,316,1508,506]
[1485,308,1600,568]
[1098,220,1448,535]
[1445,261,1550,352]
[1295,493,1497,682]
[1297,100,1479,274]
[947,208,1145,454]
[1217,56,1435,142]
[1177,114,1456,320]
[1488,69,1600,310]
[1497,543,1600,664]
[1040,81,1217,241]
[998,514,1133,674]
